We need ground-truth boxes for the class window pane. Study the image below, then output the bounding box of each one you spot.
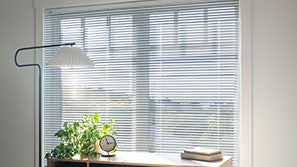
[44,1,239,166]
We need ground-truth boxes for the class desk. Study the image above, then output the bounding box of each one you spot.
[47,152,232,167]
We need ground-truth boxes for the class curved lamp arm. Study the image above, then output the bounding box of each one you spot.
[14,42,75,69]
[14,42,75,167]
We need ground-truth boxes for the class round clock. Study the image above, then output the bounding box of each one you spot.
[99,135,117,157]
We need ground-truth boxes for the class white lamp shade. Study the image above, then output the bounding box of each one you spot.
[47,47,94,67]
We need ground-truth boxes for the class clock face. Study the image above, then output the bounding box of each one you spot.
[99,135,117,153]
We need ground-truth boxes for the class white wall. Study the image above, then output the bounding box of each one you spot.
[0,0,35,167]
[252,0,297,166]
[0,0,296,167]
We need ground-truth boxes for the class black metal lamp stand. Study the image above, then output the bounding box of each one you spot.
[14,43,75,167]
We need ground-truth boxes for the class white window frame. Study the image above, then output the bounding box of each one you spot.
[34,1,253,167]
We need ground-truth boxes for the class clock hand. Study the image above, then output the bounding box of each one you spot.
[105,137,110,145]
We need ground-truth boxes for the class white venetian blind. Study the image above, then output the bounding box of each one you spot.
[44,0,240,166]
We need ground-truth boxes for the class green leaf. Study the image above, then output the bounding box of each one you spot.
[55,130,65,138]
[110,118,116,125]
[63,122,68,128]
[93,113,100,122]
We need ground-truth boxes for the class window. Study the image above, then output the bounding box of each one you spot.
[44,0,239,166]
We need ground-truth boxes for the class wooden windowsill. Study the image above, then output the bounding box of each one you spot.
[48,151,232,167]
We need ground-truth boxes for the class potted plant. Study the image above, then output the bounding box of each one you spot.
[45,113,116,159]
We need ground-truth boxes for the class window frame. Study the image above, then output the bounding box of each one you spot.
[34,1,253,167]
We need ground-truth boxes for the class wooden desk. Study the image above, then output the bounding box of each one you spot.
[48,152,232,167]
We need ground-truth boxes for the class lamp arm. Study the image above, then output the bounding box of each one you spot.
[14,42,75,69]
[14,42,75,167]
